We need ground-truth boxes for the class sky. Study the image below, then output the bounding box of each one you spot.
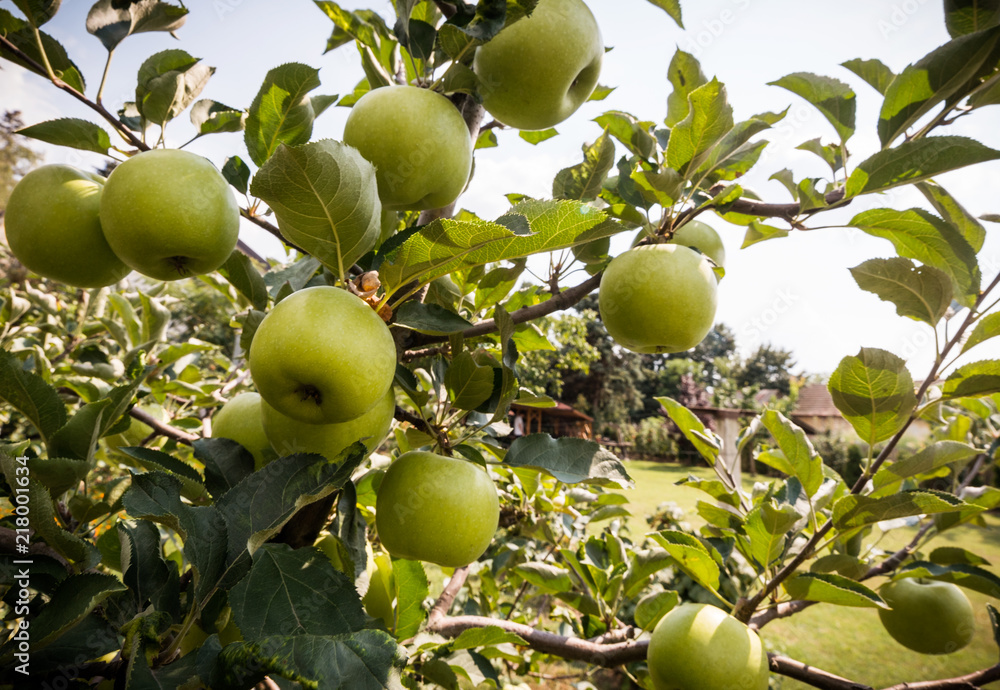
[3,0,1000,380]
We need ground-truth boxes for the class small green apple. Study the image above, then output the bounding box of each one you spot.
[4,165,129,287]
[342,86,473,211]
[100,149,239,281]
[599,243,718,354]
[647,603,769,690]
[249,286,396,424]
[376,451,500,568]
[669,220,726,269]
[473,0,604,130]
[878,579,975,654]
[261,386,394,461]
[211,392,274,470]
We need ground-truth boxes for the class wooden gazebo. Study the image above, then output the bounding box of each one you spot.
[511,401,594,440]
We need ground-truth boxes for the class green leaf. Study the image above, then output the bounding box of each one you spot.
[245,62,323,167]
[784,573,888,608]
[135,49,214,126]
[847,207,980,306]
[315,1,381,50]
[833,489,981,528]
[593,111,657,159]
[677,475,740,508]
[190,99,245,135]
[828,348,916,446]
[634,590,680,631]
[27,457,89,497]
[118,446,206,500]
[769,72,856,143]
[847,136,1000,197]
[0,349,66,442]
[742,220,789,248]
[552,129,615,201]
[872,441,979,495]
[391,558,429,639]
[917,181,986,252]
[85,0,188,52]
[929,546,991,566]
[12,0,60,26]
[504,434,632,488]
[631,167,682,207]
[220,251,269,311]
[51,372,145,461]
[445,352,495,410]
[849,257,953,325]
[194,438,256,501]
[897,561,1000,598]
[222,632,406,690]
[878,27,1000,146]
[0,9,85,92]
[222,155,251,195]
[514,562,574,593]
[962,312,1000,354]
[519,128,558,145]
[745,501,800,568]
[230,543,367,640]
[841,57,896,95]
[694,116,775,184]
[644,0,683,27]
[945,0,1000,36]
[19,574,124,652]
[797,138,845,173]
[450,626,527,650]
[649,530,721,594]
[394,302,473,335]
[118,519,177,614]
[761,410,824,496]
[16,118,112,155]
[379,200,611,291]
[667,78,734,176]
[250,140,382,279]
[656,396,721,468]
[943,360,1000,398]
[665,49,706,127]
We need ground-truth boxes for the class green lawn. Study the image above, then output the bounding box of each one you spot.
[614,460,1000,689]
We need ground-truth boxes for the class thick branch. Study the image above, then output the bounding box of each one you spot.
[770,655,871,690]
[881,664,1000,690]
[130,407,198,444]
[428,566,469,626]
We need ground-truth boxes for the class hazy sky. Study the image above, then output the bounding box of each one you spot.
[3,0,999,379]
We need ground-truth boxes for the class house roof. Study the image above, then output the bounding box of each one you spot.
[792,383,841,418]
[512,401,594,422]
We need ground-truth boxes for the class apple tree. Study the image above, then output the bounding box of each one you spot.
[2,1,1000,688]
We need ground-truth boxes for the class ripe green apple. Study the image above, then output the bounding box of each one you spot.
[100,149,239,281]
[261,386,394,461]
[249,286,396,424]
[211,392,274,470]
[4,165,130,287]
[877,579,975,654]
[376,451,500,567]
[473,0,604,130]
[647,603,769,690]
[669,220,726,269]
[342,86,473,211]
[599,243,718,354]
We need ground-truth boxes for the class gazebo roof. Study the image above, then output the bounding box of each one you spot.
[512,401,593,422]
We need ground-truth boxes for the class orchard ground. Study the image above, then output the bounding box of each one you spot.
[610,460,1000,689]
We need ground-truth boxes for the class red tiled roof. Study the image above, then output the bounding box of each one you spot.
[792,383,841,418]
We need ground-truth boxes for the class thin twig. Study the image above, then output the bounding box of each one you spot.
[131,407,198,444]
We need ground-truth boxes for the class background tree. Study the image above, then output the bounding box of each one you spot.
[0,111,40,209]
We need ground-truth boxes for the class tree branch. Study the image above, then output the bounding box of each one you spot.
[130,407,198,445]
[881,664,1000,689]
[769,655,871,690]
[428,566,469,626]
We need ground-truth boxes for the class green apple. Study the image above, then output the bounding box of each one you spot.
[599,243,718,354]
[647,603,769,690]
[211,392,274,470]
[342,86,473,211]
[376,451,500,567]
[878,579,975,654]
[261,386,394,461]
[473,0,603,130]
[100,149,239,281]
[669,220,726,269]
[249,286,396,424]
[4,165,129,287]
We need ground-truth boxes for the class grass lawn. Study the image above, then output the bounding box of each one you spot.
[613,459,1000,689]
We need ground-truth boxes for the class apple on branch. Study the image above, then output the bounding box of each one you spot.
[473,0,604,131]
